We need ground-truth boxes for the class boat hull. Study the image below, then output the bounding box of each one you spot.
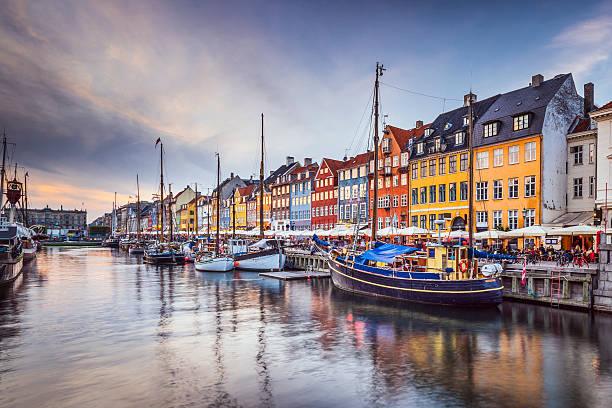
[234,249,285,271]
[23,247,37,262]
[0,257,24,286]
[144,252,186,265]
[194,257,234,272]
[328,258,503,307]
[129,247,145,255]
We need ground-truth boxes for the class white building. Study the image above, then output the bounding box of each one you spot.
[591,100,612,227]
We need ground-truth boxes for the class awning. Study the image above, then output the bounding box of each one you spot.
[549,211,594,227]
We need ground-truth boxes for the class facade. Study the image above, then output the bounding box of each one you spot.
[210,173,251,232]
[234,185,255,230]
[338,152,371,227]
[27,206,87,230]
[270,157,300,231]
[252,185,272,230]
[196,195,210,233]
[591,100,612,228]
[408,94,500,231]
[311,158,342,230]
[171,186,196,231]
[472,73,582,232]
[289,160,318,231]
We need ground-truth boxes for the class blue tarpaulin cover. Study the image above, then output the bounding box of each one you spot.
[312,234,330,247]
[355,243,419,264]
[469,248,516,260]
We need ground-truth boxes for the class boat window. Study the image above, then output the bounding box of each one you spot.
[428,249,435,258]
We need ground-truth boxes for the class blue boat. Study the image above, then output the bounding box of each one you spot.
[319,237,504,307]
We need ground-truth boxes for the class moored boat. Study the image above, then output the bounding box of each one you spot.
[231,238,285,271]
[144,244,186,265]
[0,224,24,286]
[194,253,234,272]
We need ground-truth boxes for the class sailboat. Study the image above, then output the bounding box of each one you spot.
[194,153,234,272]
[103,192,120,248]
[321,63,504,307]
[129,174,146,255]
[232,114,286,271]
[144,138,185,265]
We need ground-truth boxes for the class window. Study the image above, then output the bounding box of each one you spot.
[524,209,535,227]
[525,141,536,162]
[590,176,595,197]
[476,151,489,169]
[455,132,464,145]
[412,163,418,179]
[412,215,418,226]
[339,205,344,219]
[449,183,457,202]
[393,155,399,167]
[449,156,457,173]
[460,181,468,201]
[439,157,446,175]
[513,114,529,131]
[508,178,519,199]
[378,217,383,230]
[589,143,595,164]
[429,159,436,176]
[401,194,407,206]
[360,203,366,217]
[476,181,488,201]
[524,175,536,197]
[493,148,503,167]
[463,116,469,127]
[429,214,437,230]
[385,217,391,227]
[435,138,441,151]
[493,210,502,228]
[392,175,398,187]
[509,145,519,164]
[393,195,399,207]
[573,178,583,198]
[401,152,408,167]
[476,212,488,228]
[420,162,427,177]
[493,180,503,200]
[420,215,427,229]
[460,153,468,171]
[378,178,383,189]
[484,122,498,138]
[429,186,436,203]
[439,184,446,202]
[400,173,407,186]
[420,187,427,204]
[508,210,518,229]
[417,143,424,154]
[385,177,391,188]
[412,188,418,205]
[572,145,583,165]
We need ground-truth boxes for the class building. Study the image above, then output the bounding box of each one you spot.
[250,184,272,231]
[591,99,612,228]
[408,93,500,231]
[472,73,582,236]
[27,205,87,230]
[170,186,196,231]
[195,195,211,233]
[561,83,597,224]
[289,159,318,231]
[338,152,371,228]
[311,157,343,230]
[210,173,252,232]
[234,185,255,230]
[270,157,300,231]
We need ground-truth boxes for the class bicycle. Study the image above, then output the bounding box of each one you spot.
[572,254,589,268]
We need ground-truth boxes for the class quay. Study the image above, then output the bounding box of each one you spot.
[259,270,330,281]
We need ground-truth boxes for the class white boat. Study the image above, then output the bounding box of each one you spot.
[231,239,285,271]
[194,254,234,272]
[16,224,37,262]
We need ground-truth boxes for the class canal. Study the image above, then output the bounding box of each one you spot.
[1,247,612,407]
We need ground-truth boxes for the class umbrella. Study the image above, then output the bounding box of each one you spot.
[378,226,401,236]
[397,226,430,236]
[474,230,509,240]
[549,225,602,236]
[504,225,556,238]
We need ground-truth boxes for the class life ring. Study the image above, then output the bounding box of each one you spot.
[459,259,469,273]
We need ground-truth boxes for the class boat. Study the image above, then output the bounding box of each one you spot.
[0,223,24,286]
[103,236,120,248]
[232,238,285,271]
[128,174,147,256]
[144,244,186,265]
[194,252,234,271]
[18,224,37,262]
[321,63,504,307]
[182,241,197,262]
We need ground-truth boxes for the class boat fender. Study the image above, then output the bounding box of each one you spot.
[459,259,469,273]
[234,261,239,266]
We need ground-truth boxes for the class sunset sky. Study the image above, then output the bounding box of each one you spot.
[1,0,611,220]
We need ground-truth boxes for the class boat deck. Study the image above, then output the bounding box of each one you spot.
[259,270,330,281]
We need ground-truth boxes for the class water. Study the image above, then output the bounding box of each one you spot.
[1,248,611,408]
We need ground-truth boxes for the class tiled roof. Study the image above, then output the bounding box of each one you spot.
[567,116,593,134]
[592,100,612,113]
[388,124,429,150]
[340,151,373,169]
[237,185,255,197]
[289,162,319,175]
[322,158,344,175]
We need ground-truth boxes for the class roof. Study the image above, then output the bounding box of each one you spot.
[265,162,298,185]
[591,100,612,114]
[567,116,594,135]
[289,162,319,176]
[472,74,572,146]
[321,157,344,176]
[340,151,373,170]
[388,124,429,151]
[237,185,255,197]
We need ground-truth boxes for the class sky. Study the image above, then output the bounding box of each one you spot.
[1,0,611,221]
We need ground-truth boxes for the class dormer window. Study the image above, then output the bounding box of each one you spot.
[483,122,499,138]
[435,138,441,151]
[455,132,464,145]
[417,143,424,154]
[513,113,530,131]
[463,117,469,126]
[444,122,452,130]
[424,128,432,137]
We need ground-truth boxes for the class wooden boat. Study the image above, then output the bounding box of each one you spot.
[231,239,285,271]
[144,244,185,265]
[0,225,24,286]
[194,252,234,272]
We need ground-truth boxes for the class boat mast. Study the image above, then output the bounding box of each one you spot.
[215,153,220,256]
[232,188,236,239]
[158,139,164,243]
[0,131,6,219]
[136,174,141,242]
[24,171,29,227]
[194,182,198,237]
[169,184,173,243]
[371,62,384,242]
[260,113,265,240]
[207,188,210,241]
[467,92,475,275]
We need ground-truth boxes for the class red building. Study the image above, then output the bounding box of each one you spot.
[311,157,343,230]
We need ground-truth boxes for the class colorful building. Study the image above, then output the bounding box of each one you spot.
[234,185,255,230]
[270,157,300,231]
[591,99,612,227]
[311,158,343,230]
[289,160,318,231]
[338,152,372,228]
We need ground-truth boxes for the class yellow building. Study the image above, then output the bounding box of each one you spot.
[233,185,255,230]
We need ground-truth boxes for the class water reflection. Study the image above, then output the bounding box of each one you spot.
[0,248,611,407]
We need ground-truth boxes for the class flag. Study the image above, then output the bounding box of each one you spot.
[155,137,161,147]
[521,259,527,285]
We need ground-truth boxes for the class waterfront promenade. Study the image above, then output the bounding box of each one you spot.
[1,247,612,407]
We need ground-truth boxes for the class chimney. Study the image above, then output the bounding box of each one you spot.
[584,82,594,114]
[416,120,423,128]
[463,93,477,107]
[230,172,234,179]
[286,156,295,166]
[270,170,274,176]
[304,157,312,165]
[531,74,543,87]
